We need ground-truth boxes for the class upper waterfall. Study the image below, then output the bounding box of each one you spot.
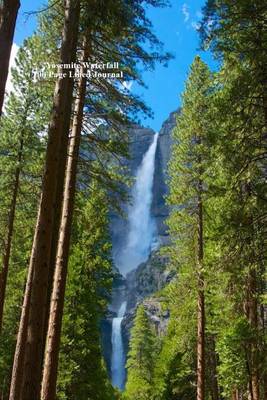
[116,132,159,276]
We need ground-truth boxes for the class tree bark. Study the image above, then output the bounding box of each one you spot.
[197,186,205,400]
[9,240,35,400]
[0,134,23,332]
[247,267,260,400]
[0,0,20,116]
[9,2,80,400]
[244,208,260,400]
[209,335,220,400]
[231,389,239,400]
[261,303,267,399]
[41,40,88,400]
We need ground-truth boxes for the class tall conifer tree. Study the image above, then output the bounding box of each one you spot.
[167,56,213,400]
[124,305,155,400]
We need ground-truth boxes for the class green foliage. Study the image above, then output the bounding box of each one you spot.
[216,317,251,397]
[152,278,197,400]
[157,56,213,398]
[124,305,156,400]
[167,56,213,267]
[57,183,115,400]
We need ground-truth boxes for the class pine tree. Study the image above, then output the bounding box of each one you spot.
[0,36,49,334]
[167,56,213,400]
[124,305,155,400]
[151,279,197,400]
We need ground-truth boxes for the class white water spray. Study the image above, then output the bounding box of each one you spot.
[117,132,159,276]
[111,301,127,390]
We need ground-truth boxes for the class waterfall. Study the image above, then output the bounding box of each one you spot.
[117,132,159,276]
[110,132,159,391]
[111,301,127,390]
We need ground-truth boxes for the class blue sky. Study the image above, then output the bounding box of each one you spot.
[13,0,216,131]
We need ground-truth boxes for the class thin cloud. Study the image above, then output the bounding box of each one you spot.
[191,21,201,31]
[122,81,133,91]
[182,3,190,23]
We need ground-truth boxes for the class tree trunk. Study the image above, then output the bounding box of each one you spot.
[247,267,260,400]
[41,30,78,370]
[197,187,205,400]
[9,2,80,400]
[231,389,239,400]
[260,262,267,399]
[244,209,260,400]
[0,135,23,332]
[9,244,35,400]
[209,335,220,400]
[41,41,88,400]
[261,304,267,400]
[0,0,20,115]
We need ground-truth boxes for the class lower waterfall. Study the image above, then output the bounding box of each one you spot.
[111,301,127,390]
[111,133,159,391]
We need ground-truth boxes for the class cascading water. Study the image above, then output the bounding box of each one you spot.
[117,132,159,276]
[111,301,127,390]
[111,133,159,390]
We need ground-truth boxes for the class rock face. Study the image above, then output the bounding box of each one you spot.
[121,250,175,358]
[152,110,178,245]
[128,125,155,171]
[105,110,178,378]
[125,251,173,311]
[142,298,170,337]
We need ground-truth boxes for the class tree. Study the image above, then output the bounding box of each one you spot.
[167,56,213,400]
[0,36,49,334]
[201,0,267,122]
[151,279,197,400]
[204,64,265,400]
[124,305,155,400]
[200,3,267,397]
[0,0,20,115]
